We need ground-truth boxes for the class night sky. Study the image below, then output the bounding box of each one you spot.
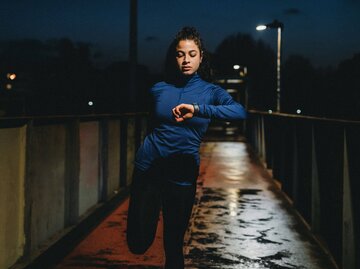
[1,0,360,72]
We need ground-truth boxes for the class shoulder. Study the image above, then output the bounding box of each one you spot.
[151,81,168,90]
[193,79,228,101]
[153,81,169,88]
[206,83,227,96]
[150,81,172,94]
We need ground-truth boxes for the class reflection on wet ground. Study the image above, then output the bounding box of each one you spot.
[184,142,336,269]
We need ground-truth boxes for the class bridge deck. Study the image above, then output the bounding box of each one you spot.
[54,140,336,269]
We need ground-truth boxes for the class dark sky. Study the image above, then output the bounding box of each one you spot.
[1,0,360,72]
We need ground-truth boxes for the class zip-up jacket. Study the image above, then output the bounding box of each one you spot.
[135,74,247,171]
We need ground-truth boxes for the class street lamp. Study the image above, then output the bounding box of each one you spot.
[256,20,284,112]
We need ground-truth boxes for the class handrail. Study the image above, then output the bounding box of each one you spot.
[248,109,360,124]
[1,110,358,125]
[0,112,149,122]
[246,111,359,269]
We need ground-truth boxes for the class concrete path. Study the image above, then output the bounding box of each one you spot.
[54,141,337,269]
[184,142,336,269]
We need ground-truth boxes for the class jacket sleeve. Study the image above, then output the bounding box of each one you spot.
[197,86,247,120]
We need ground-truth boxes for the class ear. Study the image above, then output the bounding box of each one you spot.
[200,51,204,63]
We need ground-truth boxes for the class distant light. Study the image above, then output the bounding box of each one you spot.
[233,64,240,70]
[226,88,237,93]
[227,79,243,83]
[6,84,12,90]
[7,73,16,80]
[296,109,302,114]
[88,101,94,106]
[268,109,273,114]
[256,25,267,31]
[240,66,248,77]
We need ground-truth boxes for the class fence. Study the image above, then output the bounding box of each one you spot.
[246,110,359,269]
[0,113,148,269]
[2,110,359,269]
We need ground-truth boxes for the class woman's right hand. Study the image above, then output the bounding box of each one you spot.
[172,104,195,122]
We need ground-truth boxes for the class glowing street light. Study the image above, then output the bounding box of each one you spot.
[256,20,284,112]
[7,73,17,80]
[256,25,267,31]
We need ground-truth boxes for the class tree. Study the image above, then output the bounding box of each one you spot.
[282,55,318,115]
[0,39,98,115]
[334,53,360,119]
[213,33,276,110]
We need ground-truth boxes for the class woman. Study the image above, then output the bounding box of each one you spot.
[127,26,246,269]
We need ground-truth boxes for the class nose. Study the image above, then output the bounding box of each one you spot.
[182,54,189,64]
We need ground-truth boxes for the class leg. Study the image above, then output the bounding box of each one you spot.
[126,168,162,254]
[162,181,197,269]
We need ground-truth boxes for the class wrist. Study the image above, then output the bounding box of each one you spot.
[192,103,200,115]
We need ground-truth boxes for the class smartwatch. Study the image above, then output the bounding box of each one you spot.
[192,103,200,115]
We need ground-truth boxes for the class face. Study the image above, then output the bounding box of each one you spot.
[175,39,203,76]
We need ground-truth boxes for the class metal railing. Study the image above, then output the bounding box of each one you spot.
[2,109,358,269]
[246,110,359,269]
[0,113,148,269]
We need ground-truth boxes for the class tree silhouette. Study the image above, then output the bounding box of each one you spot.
[334,53,360,119]
[213,33,360,120]
[312,53,360,120]
[282,55,318,115]
[0,38,98,115]
[213,33,276,110]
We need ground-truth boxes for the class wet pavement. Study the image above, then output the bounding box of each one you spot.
[184,142,336,269]
[54,141,337,269]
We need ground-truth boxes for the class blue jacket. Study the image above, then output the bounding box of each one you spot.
[135,74,247,171]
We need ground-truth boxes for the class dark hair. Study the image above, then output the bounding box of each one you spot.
[164,26,212,83]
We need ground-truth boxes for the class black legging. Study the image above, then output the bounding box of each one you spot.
[127,154,199,269]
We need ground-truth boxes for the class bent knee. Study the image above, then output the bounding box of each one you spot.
[127,240,149,254]
[128,245,148,255]
[127,235,151,254]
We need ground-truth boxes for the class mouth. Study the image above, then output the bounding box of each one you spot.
[182,66,192,71]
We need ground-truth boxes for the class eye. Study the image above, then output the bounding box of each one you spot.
[189,51,197,57]
[176,51,184,58]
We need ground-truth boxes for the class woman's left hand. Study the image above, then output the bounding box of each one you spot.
[172,104,195,122]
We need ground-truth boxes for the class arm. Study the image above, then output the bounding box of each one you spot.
[172,87,247,122]
[199,86,247,120]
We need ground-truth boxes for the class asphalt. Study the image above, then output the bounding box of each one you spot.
[54,140,337,269]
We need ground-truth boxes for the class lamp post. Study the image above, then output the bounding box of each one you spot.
[256,20,284,112]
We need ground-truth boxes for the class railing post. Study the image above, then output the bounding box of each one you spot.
[24,120,33,257]
[292,123,298,204]
[260,115,266,164]
[342,129,355,269]
[127,117,136,186]
[64,119,80,226]
[120,117,128,188]
[311,124,321,233]
[253,116,258,153]
[99,119,109,202]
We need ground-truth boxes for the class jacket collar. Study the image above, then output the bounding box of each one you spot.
[173,73,201,88]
